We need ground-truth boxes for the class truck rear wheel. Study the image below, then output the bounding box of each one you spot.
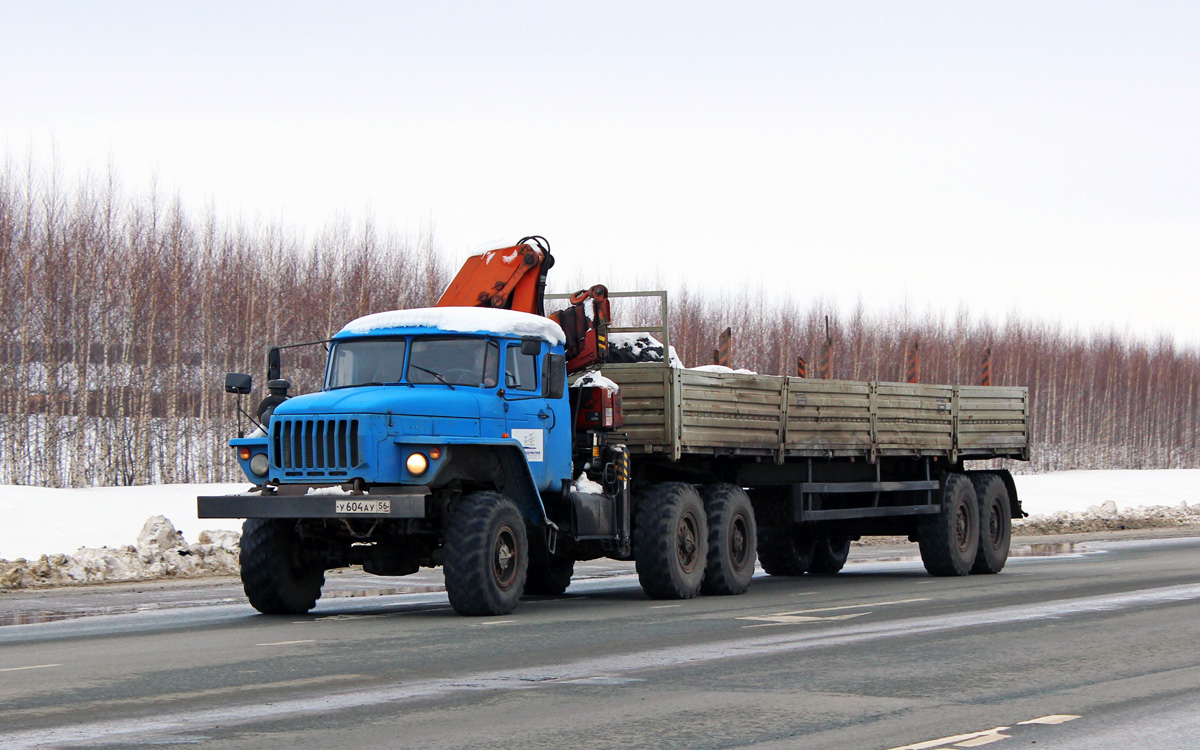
[239,518,325,615]
[918,473,980,576]
[699,484,757,595]
[444,491,528,616]
[808,536,852,574]
[970,473,1011,574]
[758,508,816,578]
[634,483,708,599]
[524,533,574,596]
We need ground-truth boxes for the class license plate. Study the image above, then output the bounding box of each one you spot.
[335,499,391,514]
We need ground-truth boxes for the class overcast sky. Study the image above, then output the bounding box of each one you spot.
[4,1,1199,345]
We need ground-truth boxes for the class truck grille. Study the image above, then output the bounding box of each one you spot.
[271,417,360,473]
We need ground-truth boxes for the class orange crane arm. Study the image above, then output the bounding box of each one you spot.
[436,236,554,316]
[436,235,609,373]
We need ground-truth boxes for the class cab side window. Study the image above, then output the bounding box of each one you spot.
[505,344,538,391]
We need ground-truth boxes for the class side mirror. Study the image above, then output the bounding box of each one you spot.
[267,347,282,382]
[544,354,566,399]
[521,338,541,356]
[225,373,253,395]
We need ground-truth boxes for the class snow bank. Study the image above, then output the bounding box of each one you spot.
[0,482,245,561]
[0,516,240,589]
[339,307,566,345]
[1011,469,1200,533]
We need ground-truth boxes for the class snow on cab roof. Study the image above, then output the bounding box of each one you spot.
[337,307,566,345]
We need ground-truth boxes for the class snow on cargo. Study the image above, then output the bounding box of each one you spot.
[571,372,620,394]
[607,333,683,367]
[690,364,759,375]
[338,307,566,345]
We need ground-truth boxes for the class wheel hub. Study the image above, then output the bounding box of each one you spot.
[493,524,519,590]
[677,511,700,573]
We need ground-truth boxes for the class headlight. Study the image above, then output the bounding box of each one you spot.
[406,452,429,476]
[249,453,270,477]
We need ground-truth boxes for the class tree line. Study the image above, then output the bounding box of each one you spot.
[1,161,1196,486]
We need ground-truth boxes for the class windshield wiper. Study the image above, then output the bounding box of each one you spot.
[409,364,456,390]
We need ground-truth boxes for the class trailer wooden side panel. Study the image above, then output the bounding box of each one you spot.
[784,379,873,454]
[598,364,1029,461]
[678,371,783,455]
[957,385,1029,456]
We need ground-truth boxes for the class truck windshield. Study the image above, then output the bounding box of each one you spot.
[327,339,407,388]
[408,337,499,388]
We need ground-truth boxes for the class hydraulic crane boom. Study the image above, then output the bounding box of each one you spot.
[436,236,610,373]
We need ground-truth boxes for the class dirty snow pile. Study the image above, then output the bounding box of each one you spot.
[0,516,240,589]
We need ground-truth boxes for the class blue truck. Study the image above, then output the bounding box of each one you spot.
[200,239,1030,617]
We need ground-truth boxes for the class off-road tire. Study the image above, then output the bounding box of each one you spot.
[239,518,325,615]
[524,533,574,596]
[970,473,1012,574]
[699,484,756,595]
[918,473,980,576]
[808,536,852,574]
[444,491,529,616]
[634,483,708,599]
[756,504,816,577]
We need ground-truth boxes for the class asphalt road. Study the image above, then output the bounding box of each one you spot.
[1,533,1198,750]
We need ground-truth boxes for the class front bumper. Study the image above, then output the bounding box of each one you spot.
[198,485,430,519]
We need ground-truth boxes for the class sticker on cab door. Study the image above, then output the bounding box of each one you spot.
[511,429,544,462]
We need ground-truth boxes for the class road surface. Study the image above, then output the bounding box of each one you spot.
[1,533,1198,749]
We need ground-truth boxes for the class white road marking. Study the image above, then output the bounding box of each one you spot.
[883,726,1012,750]
[0,664,61,673]
[5,584,1191,749]
[649,604,682,609]
[255,640,315,647]
[473,620,515,627]
[739,597,931,626]
[1019,714,1080,725]
[741,613,867,627]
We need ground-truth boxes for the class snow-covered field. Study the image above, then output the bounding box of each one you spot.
[0,471,1197,587]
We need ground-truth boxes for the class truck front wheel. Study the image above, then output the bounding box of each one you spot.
[699,484,756,595]
[634,483,708,599]
[444,491,528,616]
[918,473,980,576]
[239,518,325,615]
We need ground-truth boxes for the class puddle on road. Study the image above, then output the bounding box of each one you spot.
[854,542,1086,565]
[1010,542,1082,557]
[0,587,443,627]
[322,584,443,598]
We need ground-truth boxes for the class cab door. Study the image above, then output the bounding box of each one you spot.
[503,340,570,492]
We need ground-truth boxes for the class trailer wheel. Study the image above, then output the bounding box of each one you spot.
[808,536,852,574]
[918,473,980,576]
[444,491,528,616]
[699,484,757,595]
[757,524,815,576]
[970,473,1011,574]
[239,518,325,615]
[634,483,708,599]
[524,533,574,596]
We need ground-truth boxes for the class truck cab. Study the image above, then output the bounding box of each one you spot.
[202,307,593,616]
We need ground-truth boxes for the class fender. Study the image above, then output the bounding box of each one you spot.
[438,442,549,526]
